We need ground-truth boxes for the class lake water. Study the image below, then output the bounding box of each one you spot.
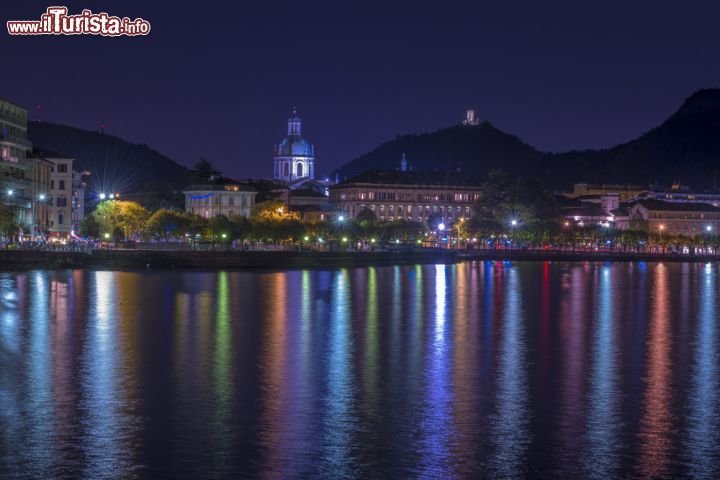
[1,262,719,479]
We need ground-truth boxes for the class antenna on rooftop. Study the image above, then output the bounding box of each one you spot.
[99,114,106,134]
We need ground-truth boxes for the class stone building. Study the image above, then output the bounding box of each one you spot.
[36,151,86,237]
[184,177,257,218]
[629,199,720,236]
[329,170,482,223]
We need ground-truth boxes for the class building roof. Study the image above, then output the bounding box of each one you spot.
[33,147,73,159]
[184,176,256,192]
[333,170,483,188]
[276,136,314,157]
[635,199,720,212]
[291,188,326,198]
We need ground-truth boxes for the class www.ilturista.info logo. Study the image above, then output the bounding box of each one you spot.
[7,6,151,36]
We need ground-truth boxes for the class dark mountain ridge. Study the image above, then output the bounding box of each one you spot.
[27,122,192,194]
[335,89,720,190]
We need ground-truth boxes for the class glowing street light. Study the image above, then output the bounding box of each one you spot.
[706,225,713,232]
[438,223,446,231]
[109,194,115,199]
[304,236,309,241]
[338,215,345,222]
[7,189,13,196]
[104,233,110,239]
[342,237,348,242]
[99,193,107,200]
[38,193,46,200]
[511,219,518,226]
[221,233,227,239]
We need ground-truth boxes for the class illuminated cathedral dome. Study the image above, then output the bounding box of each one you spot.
[273,108,315,181]
[276,134,314,157]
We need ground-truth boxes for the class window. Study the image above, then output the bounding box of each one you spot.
[57,164,68,173]
[56,197,67,207]
[58,213,64,225]
[58,180,65,190]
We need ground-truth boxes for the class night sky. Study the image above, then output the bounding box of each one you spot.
[3,1,720,179]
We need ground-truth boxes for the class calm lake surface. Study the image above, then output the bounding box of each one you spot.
[1,262,719,479]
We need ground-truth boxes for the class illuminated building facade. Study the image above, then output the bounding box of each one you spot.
[329,170,482,223]
[184,178,257,218]
[629,199,720,235]
[38,151,86,236]
[0,98,33,230]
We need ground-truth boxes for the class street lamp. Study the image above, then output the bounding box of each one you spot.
[104,233,110,239]
[438,223,446,231]
[99,193,107,200]
[338,215,345,222]
[706,225,713,232]
[511,219,518,227]
[7,189,13,196]
[39,193,45,201]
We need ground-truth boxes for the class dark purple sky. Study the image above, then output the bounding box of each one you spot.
[4,1,720,179]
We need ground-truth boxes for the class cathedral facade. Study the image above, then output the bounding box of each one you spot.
[273,108,314,183]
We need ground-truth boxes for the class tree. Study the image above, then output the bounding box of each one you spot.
[191,158,221,182]
[0,204,18,241]
[470,169,559,238]
[250,200,298,221]
[80,214,100,238]
[93,200,150,240]
[145,209,191,240]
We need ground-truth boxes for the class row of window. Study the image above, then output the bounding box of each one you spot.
[647,213,720,220]
[335,191,480,203]
[187,194,252,206]
[360,204,471,217]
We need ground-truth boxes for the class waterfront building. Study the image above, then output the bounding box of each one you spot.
[38,150,86,236]
[273,108,315,183]
[629,199,720,235]
[559,192,628,227]
[329,170,482,223]
[28,153,53,236]
[184,177,257,218]
[1,98,33,231]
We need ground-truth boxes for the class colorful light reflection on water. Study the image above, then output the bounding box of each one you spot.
[1,262,719,479]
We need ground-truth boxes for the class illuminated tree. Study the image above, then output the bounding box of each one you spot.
[93,200,150,240]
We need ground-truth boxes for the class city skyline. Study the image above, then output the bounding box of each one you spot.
[4,1,720,178]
